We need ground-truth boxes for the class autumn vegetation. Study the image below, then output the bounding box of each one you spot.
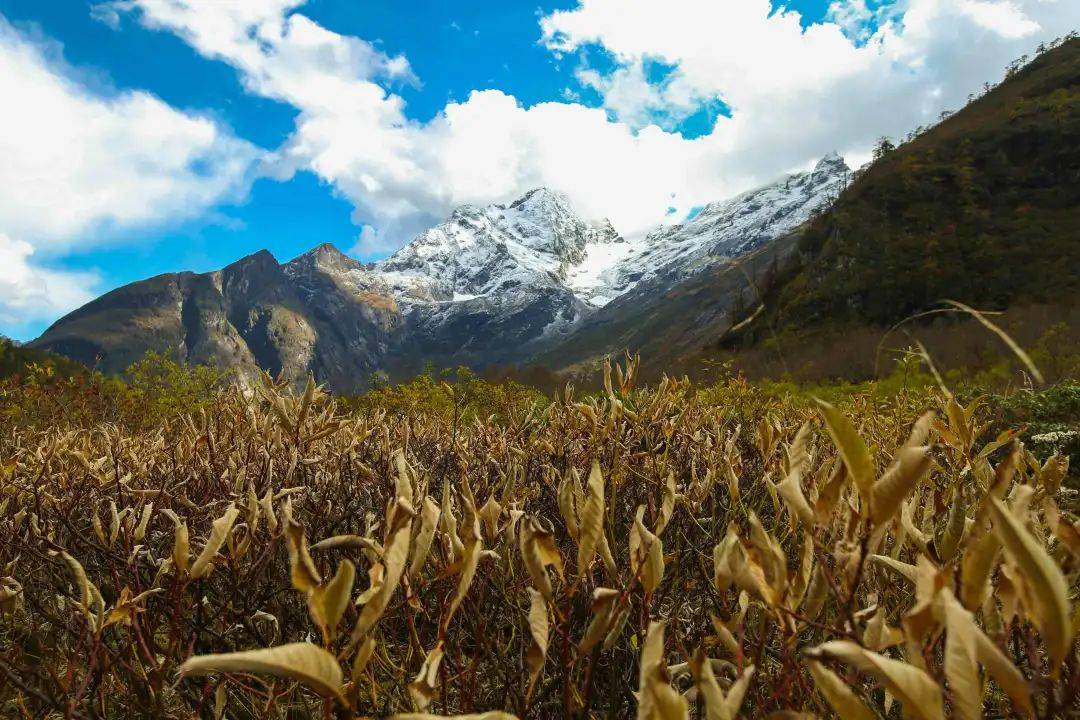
[0,348,1077,719]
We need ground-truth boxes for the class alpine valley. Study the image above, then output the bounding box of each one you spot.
[28,38,1080,391]
[30,154,849,392]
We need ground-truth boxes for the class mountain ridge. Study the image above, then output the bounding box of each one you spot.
[32,154,851,390]
[710,36,1080,380]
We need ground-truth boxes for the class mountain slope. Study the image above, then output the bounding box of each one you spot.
[539,154,849,374]
[720,38,1080,365]
[372,189,608,373]
[30,158,853,390]
[33,248,402,392]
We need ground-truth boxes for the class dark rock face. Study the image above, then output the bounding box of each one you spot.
[33,248,398,392]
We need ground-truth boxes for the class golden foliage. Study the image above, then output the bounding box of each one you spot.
[0,362,1076,718]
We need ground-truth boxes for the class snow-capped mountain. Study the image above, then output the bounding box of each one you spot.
[567,152,851,304]
[33,154,850,390]
[371,153,847,311]
[376,188,622,303]
[366,187,624,363]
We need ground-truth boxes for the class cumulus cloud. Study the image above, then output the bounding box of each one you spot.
[0,234,99,330]
[574,59,704,130]
[0,15,262,336]
[0,17,261,250]
[108,0,1080,256]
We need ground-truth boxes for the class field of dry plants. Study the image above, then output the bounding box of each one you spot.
[1,355,1077,719]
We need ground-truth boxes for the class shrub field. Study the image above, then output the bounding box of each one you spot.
[0,354,1077,719]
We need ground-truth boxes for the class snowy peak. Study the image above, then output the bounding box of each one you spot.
[376,188,621,303]
[814,151,846,172]
[575,153,851,303]
[308,155,849,314]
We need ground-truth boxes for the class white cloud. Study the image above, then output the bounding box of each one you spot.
[0,17,260,249]
[0,234,99,329]
[825,1,877,42]
[957,0,1041,39]
[104,0,416,109]
[0,15,262,336]
[110,0,1079,256]
[574,59,703,130]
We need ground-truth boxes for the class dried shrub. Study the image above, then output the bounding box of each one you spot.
[0,355,1077,719]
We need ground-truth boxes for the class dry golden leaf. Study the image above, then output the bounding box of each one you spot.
[868,555,919,583]
[938,492,968,563]
[941,590,981,720]
[656,472,677,536]
[863,607,903,652]
[445,504,482,628]
[520,516,562,602]
[356,562,385,606]
[814,459,846,524]
[409,496,441,578]
[748,513,787,599]
[259,485,278,535]
[525,587,548,703]
[801,563,828,620]
[178,642,346,706]
[1055,519,1080,559]
[310,560,355,641]
[959,531,999,611]
[441,482,465,563]
[944,396,971,450]
[712,528,739,594]
[0,578,22,615]
[557,471,579,541]
[350,635,376,682]
[729,543,776,607]
[56,550,97,623]
[285,521,322,593]
[602,601,632,651]
[901,499,931,555]
[577,461,605,576]
[777,424,815,527]
[408,642,445,711]
[245,482,260,536]
[479,495,502,541]
[133,502,153,543]
[189,504,240,580]
[91,511,106,545]
[814,399,875,509]
[811,640,944,720]
[348,521,410,649]
[987,498,1072,675]
[806,659,875,720]
[213,682,227,720]
[108,500,120,546]
[723,665,755,719]
[579,587,620,655]
[688,648,726,720]
[789,533,815,610]
[971,627,1034,717]
[637,621,686,720]
[1037,454,1068,494]
[309,534,382,555]
[871,445,933,527]
[161,509,190,577]
[634,511,664,594]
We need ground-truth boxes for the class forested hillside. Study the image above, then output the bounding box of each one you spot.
[725,37,1080,351]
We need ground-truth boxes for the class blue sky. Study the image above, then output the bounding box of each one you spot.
[0,0,1074,340]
